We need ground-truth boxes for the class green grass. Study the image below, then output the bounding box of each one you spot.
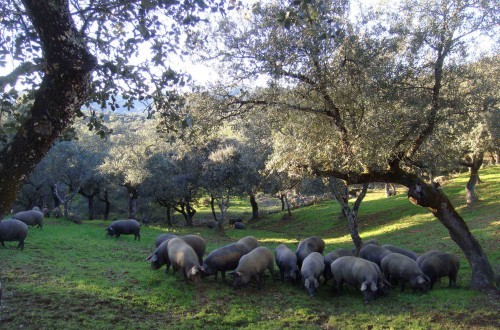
[1,167,499,329]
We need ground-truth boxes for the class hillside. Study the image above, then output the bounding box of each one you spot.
[0,167,498,329]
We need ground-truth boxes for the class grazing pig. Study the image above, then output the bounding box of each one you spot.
[202,242,249,281]
[53,206,62,218]
[229,218,243,225]
[234,222,246,230]
[42,207,50,218]
[323,248,354,283]
[382,244,418,260]
[147,234,206,273]
[301,252,325,297]
[381,253,430,293]
[155,233,178,247]
[359,244,392,266]
[105,219,141,241]
[179,235,206,264]
[416,250,442,268]
[275,244,299,283]
[167,238,203,283]
[0,219,29,250]
[231,246,275,289]
[296,236,325,268]
[237,236,260,254]
[330,256,386,304]
[207,221,218,229]
[418,252,460,289]
[12,210,44,230]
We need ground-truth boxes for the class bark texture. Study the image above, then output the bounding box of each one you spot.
[0,0,97,216]
[408,182,495,290]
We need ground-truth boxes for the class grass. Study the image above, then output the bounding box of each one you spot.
[0,167,499,329]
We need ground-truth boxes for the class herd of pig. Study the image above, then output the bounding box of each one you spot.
[137,222,460,304]
[1,216,460,304]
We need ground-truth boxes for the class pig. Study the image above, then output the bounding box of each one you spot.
[323,248,354,283]
[234,222,246,230]
[364,239,379,246]
[147,240,172,273]
[207,221,218,229]
[358,244,392,266]
[147,234,206,273]
[416,250,442,268]
[202,242,249,281]
[418,252,460,289]
[179,234,206,264]
[155,233,178,247]
[105,219,141,241]
[382,244,418,260]
[296,236,325,268]
[12,210,44,230]
[0,219,29,250]
[381,253,430,293]
[330,256,386,304]
[53,206,62,218]
[301,252,325,297]
[229,218,243,225]
[167,238,203,283]
[237,236,260,254]
[275,244,300,283]
[231,246,275,289]
[42,207,50,218]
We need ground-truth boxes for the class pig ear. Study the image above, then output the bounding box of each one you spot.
[191,267,198,275]
[145,254,152,261]
[149,255,158,263]
[417,276,425,284]
[304,278,310,288]
[314,279,319,289]
[371,283,377,291]
[360,282,367,291]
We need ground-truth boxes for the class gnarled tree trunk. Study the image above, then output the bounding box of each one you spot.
[0,0,96,216]
[249,193,259,220]
[461,152,484,206]
[332,180,368,255]
[408,182,495,291]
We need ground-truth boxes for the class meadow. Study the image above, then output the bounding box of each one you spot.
[0,167,498,329]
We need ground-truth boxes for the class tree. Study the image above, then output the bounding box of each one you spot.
[200,0,499,289]
[202,139,243,234]
[0,0,226,217]
[100,117,159,219]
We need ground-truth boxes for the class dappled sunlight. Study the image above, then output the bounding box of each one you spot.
[258,237,300,244]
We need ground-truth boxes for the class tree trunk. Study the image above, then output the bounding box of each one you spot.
[465,152,484,206]
[284,194,292,217]
[408,182,495,290]
[279,193,285,211]
[126,186,138,219]
[166,206,172,226]
[99,189,110,220]
[0,0,96,216]
[186,201,196,227]
[332,180,368,255]
[385,183,392,197]
[210,195,218,221]
[63,200,69,218]
[87,195,94,220]
[249,193,259,220]
[128,196,137,219]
